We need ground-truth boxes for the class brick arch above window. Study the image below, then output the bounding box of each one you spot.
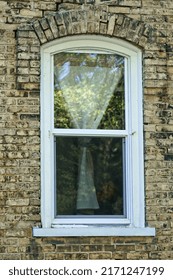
[16,7,162,90]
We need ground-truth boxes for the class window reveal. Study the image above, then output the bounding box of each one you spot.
[33,36,156,236]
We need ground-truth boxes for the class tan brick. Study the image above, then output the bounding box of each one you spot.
[0,0,173,261]
[89,252,112,259]
[6,199,30,206]
[20,9,42,18]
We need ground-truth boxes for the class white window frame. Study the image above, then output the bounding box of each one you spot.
[33,35,155,237]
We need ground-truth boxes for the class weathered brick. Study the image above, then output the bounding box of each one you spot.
[89,252,112,259]
[33,20,47,44]
[0,0,173,261]
[47,15,59,38]
[107,15,116,35]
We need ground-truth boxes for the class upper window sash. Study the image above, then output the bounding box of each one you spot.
[41,37,138,140]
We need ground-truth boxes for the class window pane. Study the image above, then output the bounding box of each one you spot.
[55,136,124,216]
[54,52,125,130]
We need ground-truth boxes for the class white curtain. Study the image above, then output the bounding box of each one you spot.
[54,57,123,210]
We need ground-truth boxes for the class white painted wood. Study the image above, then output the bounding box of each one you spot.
[52,217,130,225]
[52,129,128,137]
[33,227,155,237]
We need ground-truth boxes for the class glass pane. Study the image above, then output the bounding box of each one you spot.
[54,52,125,130]
[55,136,124,216]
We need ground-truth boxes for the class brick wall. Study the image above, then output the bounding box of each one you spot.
[0,0,173,259]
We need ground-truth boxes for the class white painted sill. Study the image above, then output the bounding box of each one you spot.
[33,226,155,237]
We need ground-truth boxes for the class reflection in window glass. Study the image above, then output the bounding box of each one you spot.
[55,137,124,216]
[54,52,125,130]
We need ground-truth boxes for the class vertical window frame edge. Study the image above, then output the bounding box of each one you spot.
[132,50,145,228]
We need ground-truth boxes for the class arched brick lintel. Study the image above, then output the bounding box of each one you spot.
[17,9,161,47]
[16,8,164,90]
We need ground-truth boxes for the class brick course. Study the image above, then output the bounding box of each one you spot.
[0,0,173,259]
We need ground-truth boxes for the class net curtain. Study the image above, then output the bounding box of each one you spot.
[54,53,123,210]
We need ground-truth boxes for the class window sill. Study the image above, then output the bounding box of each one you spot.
[33,226,155,237]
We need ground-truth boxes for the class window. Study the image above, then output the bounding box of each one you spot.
[33,36,155,236]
